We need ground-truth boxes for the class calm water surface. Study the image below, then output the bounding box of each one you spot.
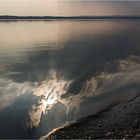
[0,20,140,138]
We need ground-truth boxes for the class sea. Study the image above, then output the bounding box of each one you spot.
[0,20,140,138]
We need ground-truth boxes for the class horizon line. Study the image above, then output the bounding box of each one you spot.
[0,15,140,21]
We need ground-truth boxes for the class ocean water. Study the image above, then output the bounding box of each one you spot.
[0,20,140,138]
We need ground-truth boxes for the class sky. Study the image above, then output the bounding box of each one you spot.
[0,0,140,16]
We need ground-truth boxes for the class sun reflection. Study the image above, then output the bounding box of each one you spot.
[46,98,55,106]
[27,77,72,128]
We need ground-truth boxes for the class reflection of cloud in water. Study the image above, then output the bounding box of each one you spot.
[27,55,140,130]
[0,55,140,138]
[39,56,140,138]
[28,76,71,128]
[0,21,140,138]
[0,79,34,109]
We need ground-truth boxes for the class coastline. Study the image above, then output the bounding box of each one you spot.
[44,94,140,139]
[0,16,140,22]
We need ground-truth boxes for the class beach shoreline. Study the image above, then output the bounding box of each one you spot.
[44,95,140,139]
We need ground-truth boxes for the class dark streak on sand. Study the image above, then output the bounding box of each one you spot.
[45,95,140,139]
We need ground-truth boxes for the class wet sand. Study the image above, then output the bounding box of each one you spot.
[44,94,140,139]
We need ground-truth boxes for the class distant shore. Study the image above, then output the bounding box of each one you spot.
[0,16,140,21]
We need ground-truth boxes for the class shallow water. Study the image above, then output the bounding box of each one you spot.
[0,20,140,138]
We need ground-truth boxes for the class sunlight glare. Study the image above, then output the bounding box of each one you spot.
[46,98,55,105]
